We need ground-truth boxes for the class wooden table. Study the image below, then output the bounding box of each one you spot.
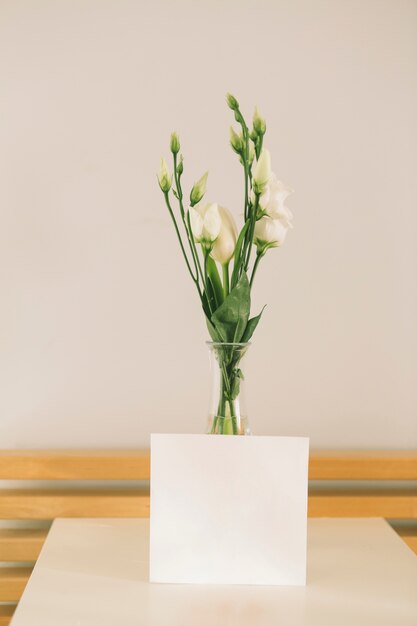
[10,518,417,626]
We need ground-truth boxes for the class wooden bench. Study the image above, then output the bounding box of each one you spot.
[0,449,416,625]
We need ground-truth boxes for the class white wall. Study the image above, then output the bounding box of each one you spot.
[1,0,416,449]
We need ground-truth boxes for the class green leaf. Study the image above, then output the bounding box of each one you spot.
[211,272,250,343]
[204,283,216,314]
[241,305,266,343]
[206,317,221,342]
[206,255,224,310]
[201,292,212,319]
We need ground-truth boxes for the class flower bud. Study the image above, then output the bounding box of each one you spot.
[226,93,239,111]
[176,155,184,175]
[253,149,271,193]
[230,127,243,154]
[190,171,208,206]
[157,157,172,193]
[253,106,266,135]
[170,132,180,154]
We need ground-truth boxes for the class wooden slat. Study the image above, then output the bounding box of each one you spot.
[0,606,15,626]
[395,527,417,555]
[308,488,417,518]
[1,487,415,520]
[1,450,416,481]
[0,528,48,561]
[0,488,149,519]
[309,450,417,480]
[0,450,150,480]
[0,567,32,602]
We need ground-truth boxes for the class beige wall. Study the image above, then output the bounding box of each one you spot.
[0,0,416,448]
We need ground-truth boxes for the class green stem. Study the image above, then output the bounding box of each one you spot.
[230,400,238,435]
[243,153,249,222]
[222,263,229,298]
[256,134,264,160]
[173,154,204,291]
[216,374,226,434]
[243,130,250,223]
[229,104,253,284]
[172,154,184,217]
[211,414,218,434]
[187,212,206,291]
[231,219,250,288]
[244,193,260,272]
[250,252,263,288]
[203,249,217,313]
[172,161,211,315]
[163,192,199,289]
[233,107,250,222]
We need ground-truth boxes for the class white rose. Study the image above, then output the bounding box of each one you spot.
[254,216,289,251]
[210,206,238,265]
[188,202,221,246]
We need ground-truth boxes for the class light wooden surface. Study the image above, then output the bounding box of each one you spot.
[309,449,417,480]
[1,449,417,480]
[308,488,417,517]
[0,607,15,626]
[396,526,417,553]
[0,530,48,561]
[1,489,416,520]
[0,489,149,519]
[9,518,417,626]
[0,569,32,603]
[0,450,150,480]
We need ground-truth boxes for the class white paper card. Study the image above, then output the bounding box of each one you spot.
[150,434,309,585]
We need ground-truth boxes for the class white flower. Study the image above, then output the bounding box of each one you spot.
[211,206,238,265]
[189,202,221,246]
[252,149,271,193]
[254,216,289,252]
[157,158,172,193]
[259,173,294,227]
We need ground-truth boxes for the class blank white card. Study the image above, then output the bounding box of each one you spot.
[150,434,309,585]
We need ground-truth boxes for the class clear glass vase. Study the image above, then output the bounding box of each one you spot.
[206,342,251,435]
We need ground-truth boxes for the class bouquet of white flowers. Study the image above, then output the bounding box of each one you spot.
[158,94,293,434]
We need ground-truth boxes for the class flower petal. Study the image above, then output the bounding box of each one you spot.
[188,207,204,242]
[203,203,221,242]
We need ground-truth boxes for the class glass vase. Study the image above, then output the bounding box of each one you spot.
[206,342,251,435]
